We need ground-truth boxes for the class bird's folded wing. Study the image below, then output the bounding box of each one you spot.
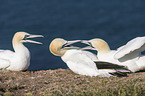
[63,50,98,69]
[0,50,14,59]
[94,61,128,70]
[98,69,128,77]
[66,60,100,76]
[0,59,10,70]
[109,71,128,77]
[81,51,98,61]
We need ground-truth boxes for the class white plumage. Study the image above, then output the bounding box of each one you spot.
[49,38,128,77]
[0,32,43,71]
[61,49,100,77]
[81,37,145,72]
[115,37,145,61]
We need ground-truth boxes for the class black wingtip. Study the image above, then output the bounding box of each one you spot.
[95,61,130,71]
[109,71,128,77]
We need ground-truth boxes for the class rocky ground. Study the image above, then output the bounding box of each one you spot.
[0,69,145,96]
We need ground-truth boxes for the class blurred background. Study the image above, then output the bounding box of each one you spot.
[0,0,145,70]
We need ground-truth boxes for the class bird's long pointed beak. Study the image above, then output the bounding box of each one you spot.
[61,40,81,49]
[21,34,44,44]
[81,46,97,50]
[27,35,44,38]
[67,40,81,45]
[23,40,43,44]
[81,40,90,45]
[81,40,96,50]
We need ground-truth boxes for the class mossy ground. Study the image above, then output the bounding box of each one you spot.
[0,69,145,96]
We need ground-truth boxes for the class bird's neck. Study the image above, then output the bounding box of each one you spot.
[49,46,67,56]
[93,39,111,54]
[96,45,111,60]
[97,45,111,53]
[58,49,67,57]
[12,37,30,55]
[98,48,110,53]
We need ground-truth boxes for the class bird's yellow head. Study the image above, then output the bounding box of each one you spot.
[49,38,81,56]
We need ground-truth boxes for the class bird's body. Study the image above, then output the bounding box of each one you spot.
[0,32,43,71]
[0,47,30,71]
[49,38,129,77]
[97,50,118,63]
[61,49,100,77]
[82,37,145,72]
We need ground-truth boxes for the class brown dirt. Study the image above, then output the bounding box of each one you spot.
[0,69,145,96]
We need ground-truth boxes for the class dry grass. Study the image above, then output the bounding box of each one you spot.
[0,69,145,96]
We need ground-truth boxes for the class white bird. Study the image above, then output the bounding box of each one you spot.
[0,32,43,71]
[49,38,129,77]
[81,37,145,72]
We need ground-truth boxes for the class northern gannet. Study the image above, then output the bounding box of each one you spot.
[49,38,129,77]
[0,32,43,71]
[81,37,145,72]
